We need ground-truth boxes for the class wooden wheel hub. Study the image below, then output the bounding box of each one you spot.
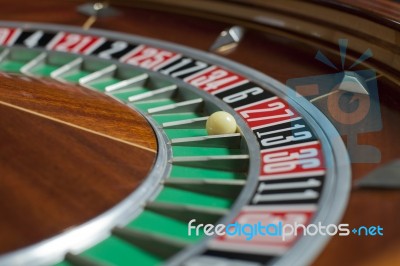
[0,74,157,254]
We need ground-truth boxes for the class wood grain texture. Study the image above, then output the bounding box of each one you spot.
[0,74,157,151]
[0,75,157,253]
[337,0,400,24]
[0,0,399,265]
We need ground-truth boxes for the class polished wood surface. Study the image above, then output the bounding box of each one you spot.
[0,0,399,265]
[0,75,157,253]
[0,74,157,151]
[338,0,400,23]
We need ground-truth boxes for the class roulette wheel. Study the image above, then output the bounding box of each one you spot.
[0,0,399,265]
